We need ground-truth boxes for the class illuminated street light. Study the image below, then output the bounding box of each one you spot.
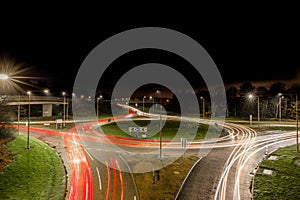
[43,89,49,94]
[278,93,299,153]
[278,95,284,122]
[149,96,154,114]
[96,95,103,117]
[0,74,8,80]
[248,94,260,126]
[62,92,66,127]
[25,89,49,148]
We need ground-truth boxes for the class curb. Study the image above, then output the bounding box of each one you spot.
[174,156,202,200]
[119,154,140,200]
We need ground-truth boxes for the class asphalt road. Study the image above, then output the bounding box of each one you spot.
[16,104,300,200]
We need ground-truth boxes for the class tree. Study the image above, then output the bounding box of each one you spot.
[269,82,286,96]
[239,82,255,96]
[287,83,300,96]
[0,98,15,139]
[256,86,269,118]
[226,86,238,117]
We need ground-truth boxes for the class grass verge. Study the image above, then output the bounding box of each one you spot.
[0,135,66,200]
[251,125,297,132]
[133,155,199,199]
[254,144,300,199]
[101,120,227,140]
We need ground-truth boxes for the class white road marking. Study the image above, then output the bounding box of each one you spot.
[96,167,102,190]
[84,149,94,161]
[134,195,137,200]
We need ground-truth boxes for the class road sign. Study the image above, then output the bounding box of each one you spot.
[129,127,148,132]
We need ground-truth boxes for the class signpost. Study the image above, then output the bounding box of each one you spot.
[56,119,63,129]
[181,138,187,158]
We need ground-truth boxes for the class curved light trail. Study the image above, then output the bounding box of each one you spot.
[12,104,299,200]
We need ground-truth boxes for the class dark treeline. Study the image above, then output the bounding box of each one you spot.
[225,82,300,119]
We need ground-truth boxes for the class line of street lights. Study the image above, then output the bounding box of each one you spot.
[278,93,299,153]
[248,93,299,153]
[25,89,50,149]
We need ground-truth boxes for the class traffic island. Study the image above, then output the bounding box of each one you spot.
[0,135,66,200]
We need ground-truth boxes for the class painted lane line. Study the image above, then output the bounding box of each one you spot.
[105,161,110,200]
[134,195,137,200]
[96,167,102,190]
[115,159,124,200]
[84,148,94,161]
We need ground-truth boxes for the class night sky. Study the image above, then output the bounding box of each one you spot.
[1,12,300,93]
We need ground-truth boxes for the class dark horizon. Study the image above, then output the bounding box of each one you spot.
[1,17,300,94]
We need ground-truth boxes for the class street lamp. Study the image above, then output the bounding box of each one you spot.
[278,95,284,122]
[248,94,260,125]
[62,92,66,127]
[156,90,163,159]
[0,74,9,80]
[142,96,146,116]
[278,93,299,153]
[200,96,205,119]
[24,89,49,148]
[26,91,31,149]
[149,96,154,114]
[96,95,103,118]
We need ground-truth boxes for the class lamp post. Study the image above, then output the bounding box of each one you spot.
[248,94,260,126]
[200,96,205,119]
[149,96,154,114]
[18,94,20,136]
[0,74,9,80]
[156,90,162,159]
[96,95,103,118]
[62,92,66,127]
[278,93,299,153]
[27,91,31,149]
[142,96,146,116]
[279,96,284,122]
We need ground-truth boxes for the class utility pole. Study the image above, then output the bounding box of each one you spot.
[18,94,20,136]
[296,95,299,153]
[27,91,31,149]
[258,96,260,127]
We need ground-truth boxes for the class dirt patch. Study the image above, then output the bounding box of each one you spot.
[133,155,199,200]
[0,139,14,172]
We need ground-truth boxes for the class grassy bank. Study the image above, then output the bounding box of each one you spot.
[101,120,226,140]
[133,155,199,199]
[0,135,66,200]
[254,144,300,199]
[250,125,296,132]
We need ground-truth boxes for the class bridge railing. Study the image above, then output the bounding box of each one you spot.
[4,95,67,103]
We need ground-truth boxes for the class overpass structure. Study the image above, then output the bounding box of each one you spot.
[4,95,68,117]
